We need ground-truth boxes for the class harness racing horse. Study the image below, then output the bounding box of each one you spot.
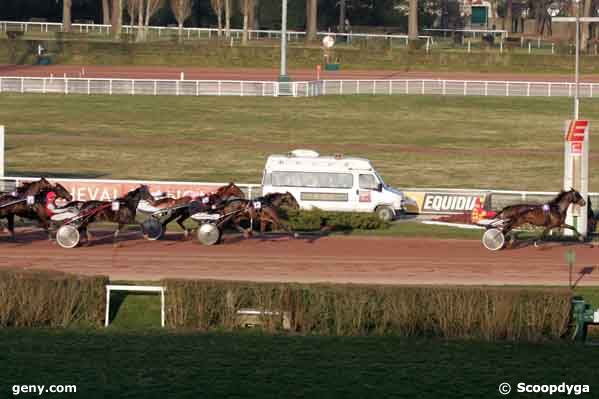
[254,192,300,234]
[0,180,72,240]
[498,189,587,244]
[77,185,154,246]
[149,182,245,239]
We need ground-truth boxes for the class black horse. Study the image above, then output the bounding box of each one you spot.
[77,185,154,246]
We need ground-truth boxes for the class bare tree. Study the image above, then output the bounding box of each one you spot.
[145,0,162,27]
[408,0,418,41]
[171,0,193,41]
[240,0,255,45]
[103,0,111,25]
[338,0,346,31]
[225,0,231,38]
[210,0,224,36]
[111,0,123,38]
[126,0,139,24]
[63,0,72,32]
[306,0,318,41]
[582,0,592,50]
[504,0,512,32]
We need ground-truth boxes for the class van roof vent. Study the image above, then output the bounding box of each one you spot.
[289,149,320,158]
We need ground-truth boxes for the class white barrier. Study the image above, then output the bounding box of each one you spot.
[0,77,596,98]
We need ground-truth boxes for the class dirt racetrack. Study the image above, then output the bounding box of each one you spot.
[1,230,598,286]
[2,64,598,83]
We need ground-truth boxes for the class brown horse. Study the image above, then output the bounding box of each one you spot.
[0,180,72,240]
[77,185,154,246]
[149,182,245,239]
[499,189,587,243]
[254,192,299,233]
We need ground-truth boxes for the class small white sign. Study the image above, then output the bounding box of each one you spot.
[253,201,262,209]
[594,309,599,323]
[111,201,120,211]
[26,195,35,205]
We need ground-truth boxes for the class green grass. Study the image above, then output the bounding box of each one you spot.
[3,94,599,191]
[1,328,598,399]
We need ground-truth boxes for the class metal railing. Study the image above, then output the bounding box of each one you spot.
[0,20,431,45]
[1,77,597,98]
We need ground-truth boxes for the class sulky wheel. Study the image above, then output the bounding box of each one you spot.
[56,225,81,249]
[482,228,505,251]
[142,218,164,241]
[197,223,221,246]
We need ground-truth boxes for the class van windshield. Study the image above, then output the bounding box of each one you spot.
[374,172,386,186]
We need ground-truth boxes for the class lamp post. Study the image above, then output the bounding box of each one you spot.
[574,0,580,120]
[279,0,289,82]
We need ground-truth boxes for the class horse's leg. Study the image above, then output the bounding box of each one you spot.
[113,223,125,247]
[264,209,296,238]
[7,214,15,240]
[560,223,585,241]
[176,213,191,239]
[160,211,179,236]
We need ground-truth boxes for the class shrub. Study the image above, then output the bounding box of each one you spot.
[0,269,108,327]
[282,209,390,231]
[163,280,571,341]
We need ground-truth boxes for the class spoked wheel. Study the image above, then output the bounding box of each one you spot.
[197,223,222,246]
[482,228,505,251]
[142,218,164,241]
[56,225,81,249]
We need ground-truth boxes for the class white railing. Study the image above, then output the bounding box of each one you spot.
[0,77,596,98]
[0,20,431,44]
[318,79,599,98]
[0,77,279,97]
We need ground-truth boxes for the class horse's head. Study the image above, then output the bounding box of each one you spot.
[216,182,245,199]
[569,188,586,207]
[282,192,300,209]
[24,177,54,195]
[52,182,73,202]
[123,185,154,203]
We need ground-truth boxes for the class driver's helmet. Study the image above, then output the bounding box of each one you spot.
[46,191,57,204]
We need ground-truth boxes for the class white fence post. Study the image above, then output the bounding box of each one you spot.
[64,79,68,95]
[42,78,46,94]
[154,81,158,96]
[463,81,467,96]
[442,80,446,95]
[527,82,530,97]
[20,77,24,93]
[548,83,551,97]
[0,77,2,93]
[505,82,509,96]
[109,79,113,95]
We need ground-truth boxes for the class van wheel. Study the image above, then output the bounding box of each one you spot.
[375,206,395,222]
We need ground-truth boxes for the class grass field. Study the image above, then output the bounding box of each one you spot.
[1,328,597,399]
[2,94,599,191]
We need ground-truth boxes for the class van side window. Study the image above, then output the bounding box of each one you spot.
[272,171,353,189]
[359,174,378,190]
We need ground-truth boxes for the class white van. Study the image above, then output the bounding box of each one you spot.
[261,149,404,221]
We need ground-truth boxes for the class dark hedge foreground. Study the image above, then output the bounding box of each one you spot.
[164,280,572,341]
[0,269,108,327]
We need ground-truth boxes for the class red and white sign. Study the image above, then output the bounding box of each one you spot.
[571,142,583,155]
[358,190,371,202]
[565,120,588,143]
[11,177,254,202]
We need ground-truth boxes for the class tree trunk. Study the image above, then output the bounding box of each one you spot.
[306,0,318,41]
[137,0,144,42]
[217,11,222,37]
[242,0,249,45]
[408,0,418,40]
[225,0,231,38]
[111,0,122,39]
[582,0,592,51]
[251,0,259,30]
[505,0,512,32]
[339,0,346,31]
[63,0,72,33]
[103,0,111,25]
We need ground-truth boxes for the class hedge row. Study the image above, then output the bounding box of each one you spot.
[164,280,572,341]
[281,209,390,231]
[0,269,108,327]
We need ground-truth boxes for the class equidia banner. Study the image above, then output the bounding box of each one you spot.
[403,190,491,214]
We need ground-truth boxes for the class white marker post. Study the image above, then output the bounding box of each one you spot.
[564,120,590,237]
